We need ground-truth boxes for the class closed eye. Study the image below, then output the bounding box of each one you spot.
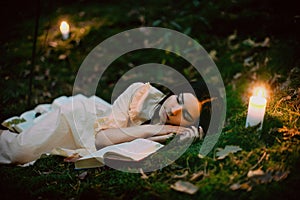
[177,93,193,122]
[176,93,184,105]
[183,109,193,122]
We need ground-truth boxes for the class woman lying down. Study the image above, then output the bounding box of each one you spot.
[0,81,222,165]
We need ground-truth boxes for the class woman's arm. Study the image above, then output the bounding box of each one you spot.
[95,124,190,149]
[147,126,203,142]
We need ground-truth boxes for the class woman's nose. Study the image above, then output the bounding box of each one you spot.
[170,105,182,116]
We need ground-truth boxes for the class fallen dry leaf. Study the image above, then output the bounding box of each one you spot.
[77,171,88,180]
[229,183,241,191]
[58,54,67,60]
[227,31,239,50]
[248,169,275,184]
[48,41,58,48]
[170,180,199,195]
[209,50,218,61]
[230,182,252,192]
[260,37,270,48]
[42,170,53,175]
[240,182,252,191]
[233,72,242,79]
[278,126,300,139]
[255,172,273,184]
[64,153,82,163]
[242,37,270,48]
[247,169,265,178]
[243,56,254,67]
[251,169,289,184]
[198,154,205,159]
[139,168,148,179]
[216,145,242,160]
[172,170,189,179]
[273,170,290,182]
[189,171,204,181]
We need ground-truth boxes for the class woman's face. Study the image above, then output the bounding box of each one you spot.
[159,93,200,126]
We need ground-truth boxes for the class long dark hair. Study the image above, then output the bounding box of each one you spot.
[146,80,224,136]
[162,80,224,135]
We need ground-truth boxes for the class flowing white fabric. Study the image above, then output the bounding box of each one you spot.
[0,82,164,165]
[0,95,110,164]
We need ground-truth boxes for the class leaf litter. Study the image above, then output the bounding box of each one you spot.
[170,180,199,195]
[216,145,242,160]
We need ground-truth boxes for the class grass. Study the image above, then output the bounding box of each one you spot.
[0,0,299,199]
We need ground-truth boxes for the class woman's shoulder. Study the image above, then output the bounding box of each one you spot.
[128,82,165,125]
[121,82,155,95]
[127,82,148,90]
[129,82,164,96]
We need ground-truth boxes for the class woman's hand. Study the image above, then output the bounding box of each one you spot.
[142,124,190,137]
[147,125,204,143]
[95,124,204,149]
[96,124,190,149]
[146,133,175,142]
[146,124,189,143]
[178,126,203,142]
[159,125,191,135]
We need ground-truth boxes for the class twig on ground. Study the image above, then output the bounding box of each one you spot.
[250,151,267,170]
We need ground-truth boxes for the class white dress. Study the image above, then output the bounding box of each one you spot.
[0,82,164,164]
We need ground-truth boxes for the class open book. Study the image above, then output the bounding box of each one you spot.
[74,138,164,169]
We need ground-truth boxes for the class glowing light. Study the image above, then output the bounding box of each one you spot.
[254,87,266,97]
[59,21,70,40]
[245,86,268,130]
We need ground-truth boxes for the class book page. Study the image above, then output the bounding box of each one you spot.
[103,138,164,161]
[75,138,164,169]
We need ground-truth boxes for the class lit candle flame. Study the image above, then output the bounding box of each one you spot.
[254,87,266,97]
[246,85,268,130]
[60,21,70,34]
[59,21,70,40]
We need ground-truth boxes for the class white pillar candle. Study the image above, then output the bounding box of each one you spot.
[245,87,267,130]
[60,21,70,40]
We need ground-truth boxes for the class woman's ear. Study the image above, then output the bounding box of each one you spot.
[198,97,217,111]
[200,97,217,106]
